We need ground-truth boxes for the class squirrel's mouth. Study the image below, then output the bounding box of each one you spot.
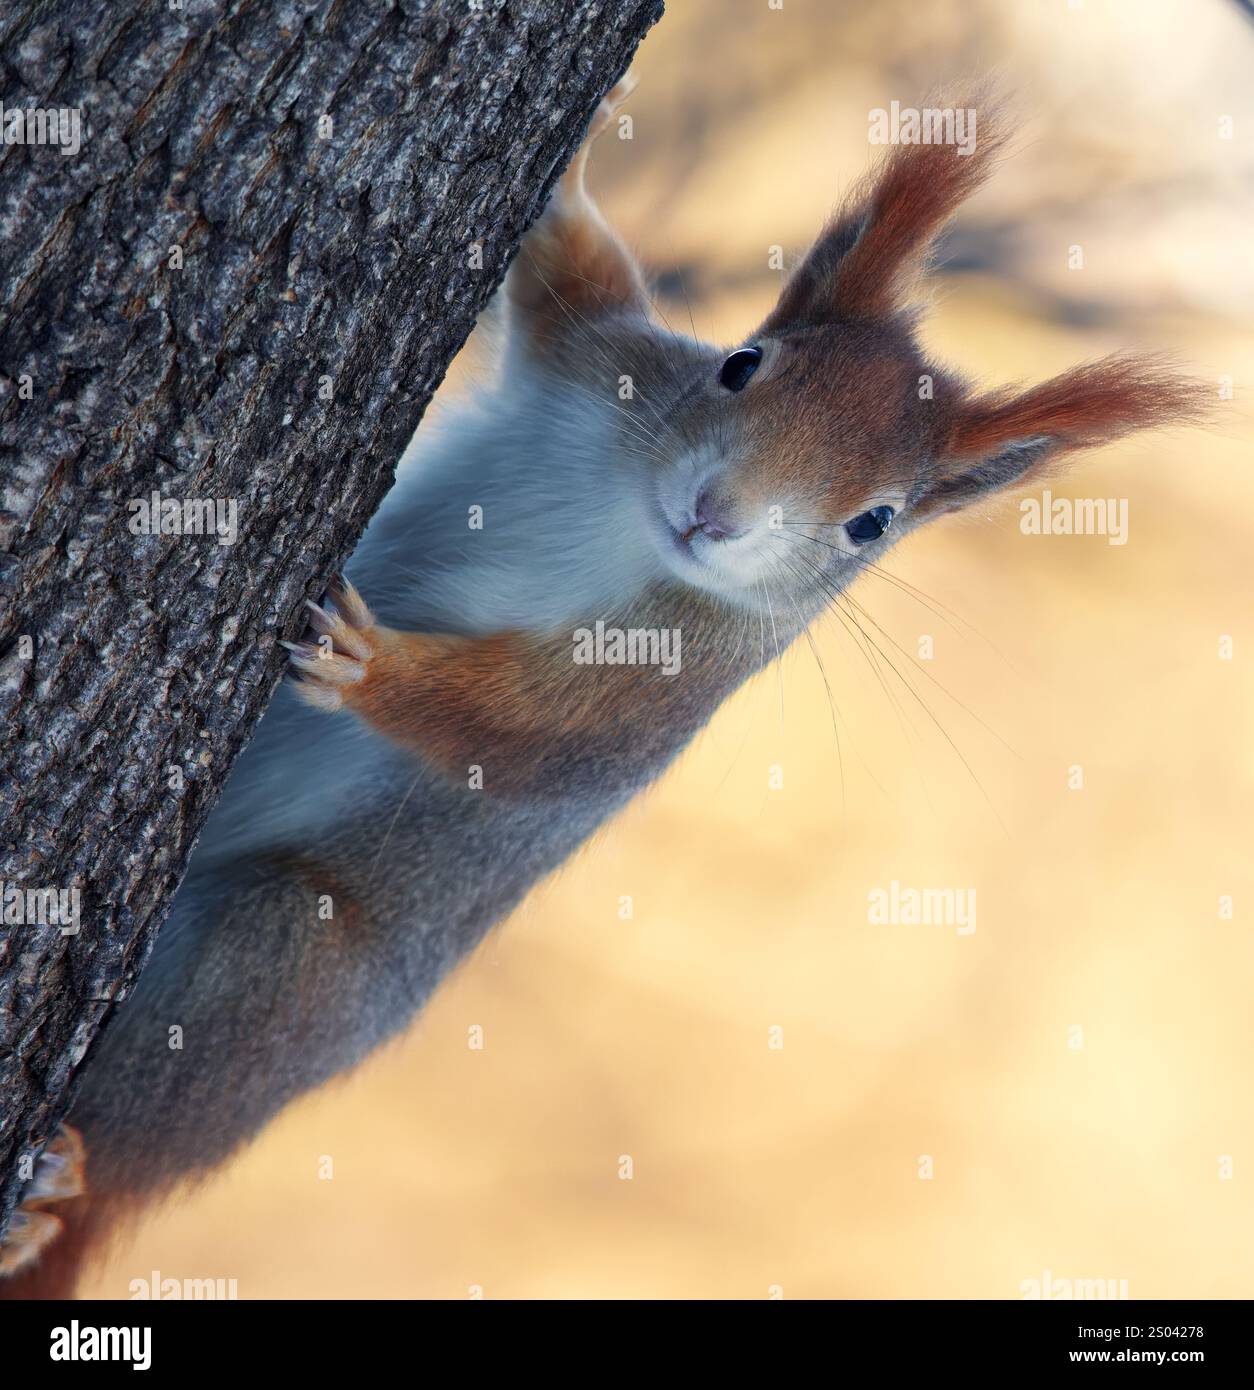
[651,469,759,592]
[656,496,720,564]
[661,517,706,567]
[659,513,756,591]
[673,522,705,552]
[650,512,713,585]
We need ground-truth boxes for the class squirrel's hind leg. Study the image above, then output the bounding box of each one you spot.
[0,1117,89,1289]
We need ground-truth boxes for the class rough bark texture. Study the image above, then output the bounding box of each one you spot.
[0,0,662,1236]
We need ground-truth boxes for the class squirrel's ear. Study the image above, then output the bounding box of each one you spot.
[761,93,1007,330]
[915,356,1205,518]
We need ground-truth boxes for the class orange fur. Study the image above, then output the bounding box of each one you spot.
[945,354,1207,458]
[344,625,657,791]
[0,1129,141,1301]
[261,851,365,930]
[297,87,1204,788]
[765,88,1010,327]
[507,77,648,341]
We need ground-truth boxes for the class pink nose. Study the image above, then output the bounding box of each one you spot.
[692,488,745,541]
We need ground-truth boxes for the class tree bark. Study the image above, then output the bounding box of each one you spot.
[0,0,662,1236]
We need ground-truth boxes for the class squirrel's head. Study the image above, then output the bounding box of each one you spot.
[632,97,1202,609]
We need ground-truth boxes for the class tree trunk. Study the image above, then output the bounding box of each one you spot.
[0,0,662,1236]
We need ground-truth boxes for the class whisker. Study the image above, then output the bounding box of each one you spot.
[768,550,851,808]
[779,540,1006,833]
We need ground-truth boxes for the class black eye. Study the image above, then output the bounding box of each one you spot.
[846,505,895,545]
[718,346,762,392]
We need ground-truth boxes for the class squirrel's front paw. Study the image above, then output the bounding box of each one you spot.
[0,1124,86,1279]
[285,576,379,712]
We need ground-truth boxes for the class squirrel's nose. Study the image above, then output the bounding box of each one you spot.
[692,488,746,541]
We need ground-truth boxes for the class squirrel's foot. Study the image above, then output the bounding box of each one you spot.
[285,576,379,712]
[0,1124,86,1279]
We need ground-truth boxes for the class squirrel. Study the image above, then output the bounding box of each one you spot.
[0,81,1201,1297]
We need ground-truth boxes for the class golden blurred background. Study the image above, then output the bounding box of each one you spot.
[84,0,1253,1298]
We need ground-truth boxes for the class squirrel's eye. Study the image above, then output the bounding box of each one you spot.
[846,505,895,545]
[718,346,762,392]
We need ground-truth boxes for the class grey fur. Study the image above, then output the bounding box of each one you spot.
[66,343,832,1203]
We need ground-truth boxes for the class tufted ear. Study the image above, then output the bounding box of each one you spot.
[761,92,1008,331]
[915,356,1205,518]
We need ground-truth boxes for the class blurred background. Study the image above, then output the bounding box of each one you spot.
[85,0,1253,1298]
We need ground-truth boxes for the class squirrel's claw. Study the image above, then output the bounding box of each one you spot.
[285,576,379,713]
[282,639,365,681]
[324,576,374,634]
[303,599,373,662]
[0,1124,86,1280]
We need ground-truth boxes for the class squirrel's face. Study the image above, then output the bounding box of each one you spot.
[644,321,932,608]
[634,288,1194,614]
[550,93,1197,616]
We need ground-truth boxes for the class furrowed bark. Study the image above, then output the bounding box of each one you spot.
[0,0,662,1235]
